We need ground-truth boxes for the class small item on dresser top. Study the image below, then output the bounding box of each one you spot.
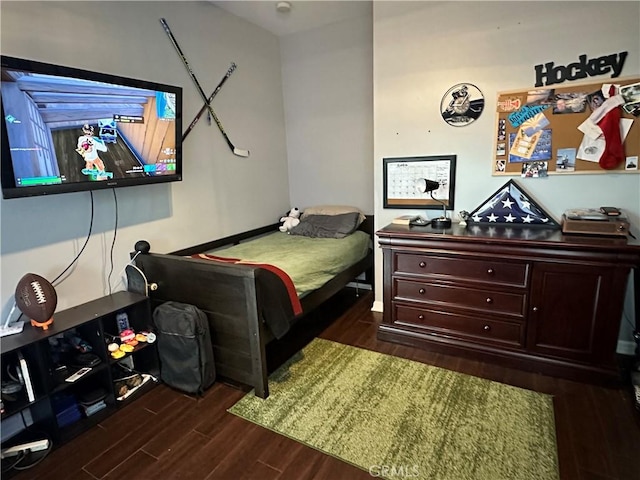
[562,208,630,237]
[600,206,621,216]
[414,177,452,228]
[466,179,560,228]
[430,216,452,229]
[458,210,470,226]
[564,208,609,221]
[392,215,419,225]
[411,217,430,226]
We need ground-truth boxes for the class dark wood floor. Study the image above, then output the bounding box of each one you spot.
[8,289,640,480]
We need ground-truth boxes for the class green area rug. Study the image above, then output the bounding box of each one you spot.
[228,338,559,480]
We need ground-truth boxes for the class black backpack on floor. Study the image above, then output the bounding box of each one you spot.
[152,301,216,394]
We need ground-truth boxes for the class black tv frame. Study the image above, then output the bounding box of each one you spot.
[1,55,183,199]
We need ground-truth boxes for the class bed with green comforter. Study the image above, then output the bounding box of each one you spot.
[131,215,374,399]
[209,230,371,298]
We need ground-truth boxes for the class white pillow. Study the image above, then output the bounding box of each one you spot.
[301,205,366,225]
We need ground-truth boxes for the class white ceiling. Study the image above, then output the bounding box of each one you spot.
[209,1,372,37]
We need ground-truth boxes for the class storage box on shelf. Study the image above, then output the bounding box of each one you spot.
[1,291,158,459]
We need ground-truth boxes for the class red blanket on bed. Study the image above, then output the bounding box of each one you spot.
[192,254,303,338]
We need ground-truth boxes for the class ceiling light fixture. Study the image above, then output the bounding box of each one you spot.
[276,1,291,13]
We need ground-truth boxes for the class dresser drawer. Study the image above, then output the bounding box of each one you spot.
[394,279,526,319]
[394,304,525,348]
[394,253,529,288]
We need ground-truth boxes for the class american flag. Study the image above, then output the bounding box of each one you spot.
[467,180,559,228]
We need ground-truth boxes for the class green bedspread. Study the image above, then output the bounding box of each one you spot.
[209,230,371,297]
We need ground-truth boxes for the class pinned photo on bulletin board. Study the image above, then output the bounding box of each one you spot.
[493,77,639,176]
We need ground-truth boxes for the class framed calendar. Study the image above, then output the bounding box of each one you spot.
[383,155,456,209]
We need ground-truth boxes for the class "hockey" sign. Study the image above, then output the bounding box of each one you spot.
[534,52,628,87]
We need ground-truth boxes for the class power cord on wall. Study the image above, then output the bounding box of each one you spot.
[3,192,95,334]
[107,189,119,295]
[106,189,153,294]
[45,188,119,295]
[52,191,95,287]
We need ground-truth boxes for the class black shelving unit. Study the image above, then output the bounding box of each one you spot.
[1,291,159,463]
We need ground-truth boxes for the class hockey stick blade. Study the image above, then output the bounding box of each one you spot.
[160,18,250,157]
[233,148,250,157]
[183,62,237,141]
[208,105,250,157]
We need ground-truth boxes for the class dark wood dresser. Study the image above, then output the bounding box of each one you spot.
[377,223,640,384]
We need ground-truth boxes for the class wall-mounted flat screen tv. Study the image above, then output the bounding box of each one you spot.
[1,55,182,199]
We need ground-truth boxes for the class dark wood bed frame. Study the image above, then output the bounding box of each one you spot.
[131,215,374,398]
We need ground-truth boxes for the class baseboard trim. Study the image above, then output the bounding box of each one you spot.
[371,300,383,313]
[617,340,636,356]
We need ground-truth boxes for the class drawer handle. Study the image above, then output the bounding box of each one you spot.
[418,314,424,320]
[418,288,426,295]
[487,268,494,275]
[483,325,491,331]
[486,297,493,304]
[532,306,538,312]
[419,261,426,268]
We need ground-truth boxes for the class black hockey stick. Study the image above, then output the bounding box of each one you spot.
[182,62,237,142]
[160,18,249,157]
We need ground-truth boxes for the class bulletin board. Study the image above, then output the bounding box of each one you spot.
[492,77,639,176]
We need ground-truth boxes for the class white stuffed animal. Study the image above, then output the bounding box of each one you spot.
[279,207,301,232]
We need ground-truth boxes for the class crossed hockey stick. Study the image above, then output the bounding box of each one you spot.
[160,18,249,157]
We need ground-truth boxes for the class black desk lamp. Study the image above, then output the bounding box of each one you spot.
[416,178,452,229]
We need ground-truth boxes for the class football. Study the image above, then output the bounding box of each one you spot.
[15,273,57,323]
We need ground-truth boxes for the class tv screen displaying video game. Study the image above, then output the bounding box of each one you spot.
[1,55,182,199]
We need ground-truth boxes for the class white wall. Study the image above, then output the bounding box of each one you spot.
[373,1,640,348]
[2,0,637,350]
[280,9,374,214]
[0,1,290,314]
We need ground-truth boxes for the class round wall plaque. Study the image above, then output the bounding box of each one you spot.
[440,83,485,127]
